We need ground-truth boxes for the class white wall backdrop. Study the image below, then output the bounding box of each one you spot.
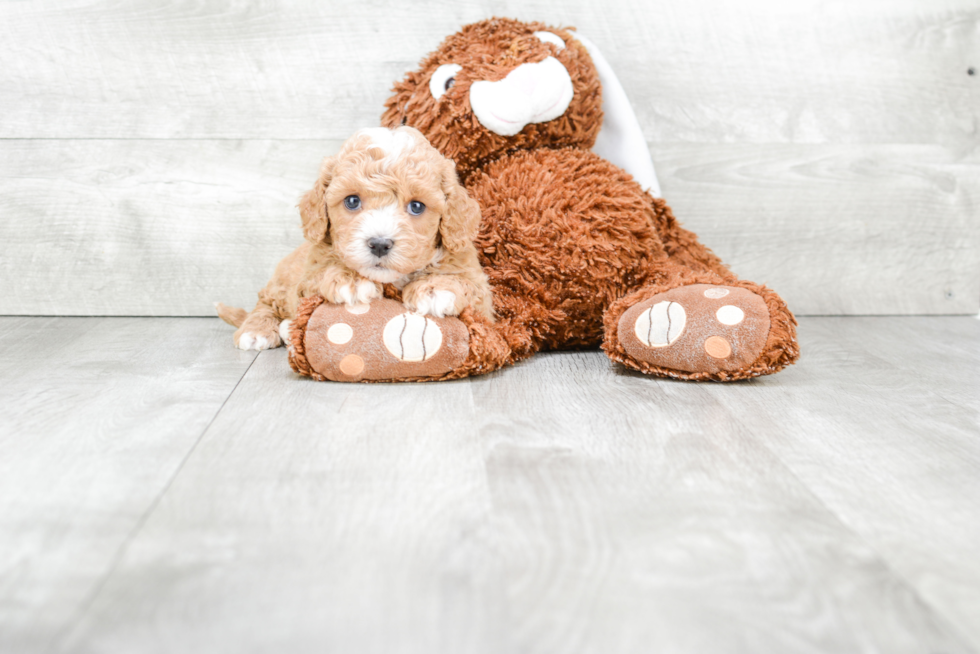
[1,0,977,316]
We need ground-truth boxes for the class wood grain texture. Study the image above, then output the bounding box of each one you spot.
[0,317,256,654]
[659,144,980,315]
[701,316,980,647]
[0,139,325,316]
[1,139,976,316]
[58,350,504,654]
[468,342,978,653]
[44,317,979,654]
[1,0,978,316]
[1,0,977,144]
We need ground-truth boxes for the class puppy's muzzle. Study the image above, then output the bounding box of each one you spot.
[368,237,394,259]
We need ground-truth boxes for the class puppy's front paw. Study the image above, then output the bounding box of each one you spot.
[409,289,458,318]
[323,278,381,306]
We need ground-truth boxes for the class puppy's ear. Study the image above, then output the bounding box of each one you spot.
[299,156,337,244]
[439,161,482,253]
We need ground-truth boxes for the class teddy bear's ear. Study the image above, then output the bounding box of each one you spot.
[298,156,337,244]
[572,33,662,198]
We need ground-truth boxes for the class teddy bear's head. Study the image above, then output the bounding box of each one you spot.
[381,18,603,180]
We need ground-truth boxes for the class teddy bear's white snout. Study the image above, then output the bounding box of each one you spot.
[469,57,574,137]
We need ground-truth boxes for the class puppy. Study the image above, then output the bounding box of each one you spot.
[217,126,493,350]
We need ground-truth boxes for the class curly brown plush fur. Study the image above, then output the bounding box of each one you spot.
[294,17,798,382]
[383,20,603,181]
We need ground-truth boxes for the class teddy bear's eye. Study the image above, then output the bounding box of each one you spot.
[344,195,361,210]
[534,31,565,51]
[429,64,462,101]
[407,200,425,216]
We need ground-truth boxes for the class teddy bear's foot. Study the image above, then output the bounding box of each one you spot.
[611,283,797,381]
[283,296,477,382]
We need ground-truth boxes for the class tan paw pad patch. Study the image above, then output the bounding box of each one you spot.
[618,284,770,374]
[704,336,732,359]
[339,354,364,375]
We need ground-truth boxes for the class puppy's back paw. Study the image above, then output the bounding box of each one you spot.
[235,329,282,351]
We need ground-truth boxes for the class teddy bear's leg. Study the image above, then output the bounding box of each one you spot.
[602,270,799,381]
[284,297,511,382]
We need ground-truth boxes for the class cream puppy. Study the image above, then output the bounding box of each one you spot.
[217,126,493,350]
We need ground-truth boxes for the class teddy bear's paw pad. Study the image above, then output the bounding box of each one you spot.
[382,313,444,362]
[299,298,468,382]
[618,284,770,374]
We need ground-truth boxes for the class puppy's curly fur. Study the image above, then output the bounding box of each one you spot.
[217,126,493,351]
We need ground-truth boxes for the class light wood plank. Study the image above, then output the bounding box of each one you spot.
[701,316,980,647]
[1,0,976,144]
[0,139,324,316]
[3,0,977,317]
[1,140,976,317]
[0,317,255,654]
[54,322,975,653]
[468,349,976,653]
[659,144,980,315]
[57,352,506,654]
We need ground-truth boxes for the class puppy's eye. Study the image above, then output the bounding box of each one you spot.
[344,195,361,210]
[407,200,425,216]
[429,64,462,101]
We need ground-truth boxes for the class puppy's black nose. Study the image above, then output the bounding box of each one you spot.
[368,237,394,258]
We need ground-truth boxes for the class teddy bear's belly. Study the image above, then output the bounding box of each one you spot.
[467,148,667,348]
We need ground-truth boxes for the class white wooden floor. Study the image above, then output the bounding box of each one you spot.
[1,315,978,654]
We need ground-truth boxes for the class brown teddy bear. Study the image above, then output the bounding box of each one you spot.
[286,17,799,382]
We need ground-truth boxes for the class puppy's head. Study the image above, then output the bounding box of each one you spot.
[298,126,481,284]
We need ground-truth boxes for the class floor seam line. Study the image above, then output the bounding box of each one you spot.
[49,351,261,652]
